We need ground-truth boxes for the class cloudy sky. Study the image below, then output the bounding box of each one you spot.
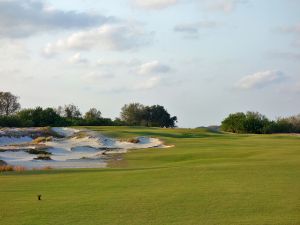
[1,0,299,127]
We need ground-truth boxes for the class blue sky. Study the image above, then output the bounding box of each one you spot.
[0,0,299,127]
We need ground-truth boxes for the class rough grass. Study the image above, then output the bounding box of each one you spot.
[0,165,26,172]
[31,136,53,144]
[0,126,300,225]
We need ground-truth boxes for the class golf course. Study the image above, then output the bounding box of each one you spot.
[1,126,299,225]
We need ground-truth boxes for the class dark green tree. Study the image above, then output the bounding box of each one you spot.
[0,92,21,116]
[60,104,82,119]
[84,108,102,120]
[120,103,145,126]
[120,103,177,127]
[221,111,271,134]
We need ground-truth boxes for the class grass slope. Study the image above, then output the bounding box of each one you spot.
[0,127,300,225]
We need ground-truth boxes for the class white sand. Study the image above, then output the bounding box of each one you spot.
[0,136,33,146]
[51,127,80,137]
[0,127,169,169]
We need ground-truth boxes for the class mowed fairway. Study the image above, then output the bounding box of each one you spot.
[0,127,300,225]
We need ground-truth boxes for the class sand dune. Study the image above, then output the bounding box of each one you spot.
[0,127,168,169]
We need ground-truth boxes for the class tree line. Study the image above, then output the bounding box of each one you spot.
[221,111,300,134]
[0,92,177,128]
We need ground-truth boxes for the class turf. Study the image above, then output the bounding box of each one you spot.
[0,127,300,225]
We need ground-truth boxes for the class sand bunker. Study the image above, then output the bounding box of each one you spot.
[0,127,168,169]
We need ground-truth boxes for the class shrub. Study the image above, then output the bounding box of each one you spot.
[127,138,140,143]
[221,112,300,134]
[26,149,52,155]
[0,165,14,172]
[34,155,52,160]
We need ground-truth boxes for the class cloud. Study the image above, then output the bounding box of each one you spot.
[81,72,114,82]
[81,74,161,93]
[96,58,140,67]
[137,60,171,75]
[206,0,247,13]
[68,53,88,64]
[135,77,162,90]
[0,0,115,38]
[131,0,178,10]
[174,21,221,36]
[276,23,300,47]
[0,39,29,59]
[235,70,286,90]
[43,23,151,56]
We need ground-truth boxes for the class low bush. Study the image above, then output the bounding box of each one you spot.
[34,155,52,160]
[127,138,140,143]
[0,165,26,172]
[221,112,300,134]
[0,165,14,172]
[26,149,52,155]
[31,137,53,144]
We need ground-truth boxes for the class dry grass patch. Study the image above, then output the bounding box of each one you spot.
[0,165,26,172]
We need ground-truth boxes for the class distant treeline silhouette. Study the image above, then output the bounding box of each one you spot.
[221,112,300,134]
[0,91,177,128]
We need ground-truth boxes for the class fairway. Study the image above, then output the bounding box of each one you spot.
[0,127,300,225]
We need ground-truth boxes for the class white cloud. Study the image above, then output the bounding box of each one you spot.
[96,58,140,67]
[277,23,300,47]
[68,53,88,64]
[0,39,29,59]
[132,0,178,10]
[137,60,171,75]
[135,77,162,90]
[206,0,247,13]
[235,70,285,90]
[174,21,221,35]
[0,0,114,38]
[43,24,150,56]
[81,72,114,82]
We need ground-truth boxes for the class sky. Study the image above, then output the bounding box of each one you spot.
[0,0,300,127]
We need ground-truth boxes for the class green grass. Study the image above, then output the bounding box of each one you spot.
[1,127,300,225]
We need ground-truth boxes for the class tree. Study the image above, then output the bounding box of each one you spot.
[84,108,102,120]
[17,107,66,127]
[120,103,177,127]
[0,92,21,116]
[120,103,145,126]
[221,111,271,134]
[243,112,270,134]
[146,105,177,128]
[60,104,81,119]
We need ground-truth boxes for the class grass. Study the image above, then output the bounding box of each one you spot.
[0,165,26,172]
[0,126,300,225]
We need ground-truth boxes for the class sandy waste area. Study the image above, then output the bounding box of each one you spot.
[0,127,168,169]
